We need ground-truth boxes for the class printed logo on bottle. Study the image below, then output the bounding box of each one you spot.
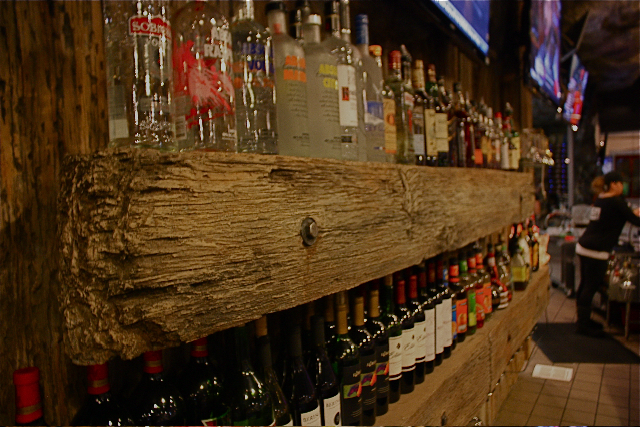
[424,308,436,361]
[301,406,322,426]
[129,15,171,39]
[232,42,274,89]
[323,392,342,426]
[388,335,403,380]
[456,298,468,333]
[283,56,307,82]
[414,319,427,362]
[383,98,397,154]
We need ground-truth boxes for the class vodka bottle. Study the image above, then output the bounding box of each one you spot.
[173,0,237,152]
[355,15,387,163]
[411,58,429,166]
[267,0,311,157]
[420,63,437,166]
[371,46,397,163]
[385,50,414,164]
[302,14,343,159]
[103,0,174,150]
[323,1,359,161]
[429,67,450,166]
[231,0,277,154]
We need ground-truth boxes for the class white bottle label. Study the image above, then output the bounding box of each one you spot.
[323,392,342,426]
[301,406,322,426]
[284,421,294,426]
[401,326,416,372]
[412,105,426,155]
[424,307,436,362]
[337,65,358,127]
[425,108,437,156]
[413,319,427,363]
[442,298,453,347]
[435,302,445,354]
[388,334,403,380]
[435,112,448,152]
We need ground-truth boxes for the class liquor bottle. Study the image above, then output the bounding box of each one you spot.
[462,251,477,336]
[474,100,488,167]
[364,280,390,415]
[372,46,397,163]
[289,0,311,41]
[302,14,343,159]
[231,0,278,154]
[475,242,493,322]
[72,363,133,426]
[451,255,467,342]
[282,323,322,426]
[468,249,484,330]
[436,256,453,358]
[428,259,444,365]
[13,367,46,426]
[266,0,310,157]
[103,0,173,150]
[407,270,427,384]
[177,338,230,425]
[307,315,342,426]
[332,291,362,426]
[129,351,186,425]
[427,66,449,166]
[421,260,437,373]
[464,92,479,167]
[496,235,513,291]
[410,58,427,165]
[529,223,540,272]
[488,242,510,309]
[386,50,414,164]
[512,246,529,291]
[355,15,387,163]
[324,295,337,349]
[448,83,467,167]
[486,107,501,168]
[173,0,237,152]
[349,288,376,425]
[504,102,521,171]
[229,325,274,425]
[379,275,402,403]
[323,1,360,161]
[255,317,293,426]
[394,273,415,394]
[496,112,510,170]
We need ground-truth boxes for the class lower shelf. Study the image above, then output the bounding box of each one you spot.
[376,264,550,426]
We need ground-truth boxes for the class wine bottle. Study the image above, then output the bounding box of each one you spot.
[461,252,477,336]
[307,315,342,426]
[283,322,322,426]
[394,273,415,394]
[475,242,492,324]
[332,291,362,426]
[128,350,186,426]
[429,259,444,366]
[229,325,274,426]
[365,280,390,415]
[13,367,46,426]
[72,363,133,426]
[255,316,294,426]
[419,262,436,374]
[323,295,337,350]
[468,248,484,329]
[303,301,316,361]
[349,287,376,426]
[178,338,231,426]
[437,256,453,358]
[380,275,402,403]
[452,255,467,343]
[407,270,426,384]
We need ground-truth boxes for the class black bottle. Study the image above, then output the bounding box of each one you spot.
[407,270,426,384]
[437,256,453,358]
[394,273,415,394]
[429,259,444,366]
[365,280,390,415]
[419,262,436,374]
[380,275,403,403]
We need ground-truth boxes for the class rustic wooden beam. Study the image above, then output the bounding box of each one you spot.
[58,148,534,365]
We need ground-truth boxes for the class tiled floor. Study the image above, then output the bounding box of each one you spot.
[494,287,640,426]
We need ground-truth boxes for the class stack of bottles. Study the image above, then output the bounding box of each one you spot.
[103,0,526,170]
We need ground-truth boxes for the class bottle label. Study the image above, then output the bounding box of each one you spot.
[275,54,310,154]
[413,318,427,363]
[475,288,485,322]
[508,148,519,170]
[451,299,457,341]
[305,58,341,154]
[435,112,448,152]
[501,142,510,169]
[366,101,385,126]
[337,65,358,127]
[424,308,436,361]
[468,290,477,328]
[301,406,322,426]
[483,281,493,314]
[401,326,416,372]
[435,302,445,354]
[360,352,377,410]
[232,42,274,88]
[375,342,390,395]
[341,363,362,424]
[425,108,437,156]
[443,298,452,347]
[456,298,468,333]
[388,334,403,380]
[383,98,397,154]
[107,85,129,140]
[323,392,342,426]
[512,265,527,282]
[412,105,426,155]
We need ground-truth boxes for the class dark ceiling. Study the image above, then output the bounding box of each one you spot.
[562,0,640,133]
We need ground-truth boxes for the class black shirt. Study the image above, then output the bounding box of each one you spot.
[578,196,640,253]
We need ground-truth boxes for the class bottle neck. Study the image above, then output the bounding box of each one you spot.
[303,23,322,44]
[311,315,326,348]
[268,10,287,35]
[336,302,349,335]
[449,262,459,284]
[257,335,274,376]
[87,363,111,395]
[234,325,252,367]
[143,350,164,375]
[13,367,43,425]
[408,275,418,300]
[402,62,412,86]
[374,55,383,69]
[237,0,255,20]
[340,0,351,42]
[395,279,406,305]
[382,275,396,313]
[326,13,341,38]
[368,289,381,318]
[324,295,335,323]
[353,295,365,326]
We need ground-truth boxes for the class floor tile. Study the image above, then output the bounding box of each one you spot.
[561,408,596,425]
[531,402,565,419]
[595,413,629,426]
[541,382,571,397]
[569,387,599,402]
[510,390,540,404]
[598,393,630,409]
[565,397,597,414]
[500,398,536,416]
[526,414,562,426]
[571,379,602,392]
[535,393,568,408]
[577,363,605,374]
[600,383,631,398]
[513,380,544,395]
[573,371,602,384]
[603,364,631,379]
[597,403,630,418]
[493,410,529,426]
[601,376,630,388]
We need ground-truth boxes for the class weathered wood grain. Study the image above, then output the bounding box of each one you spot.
[59,148,535,364]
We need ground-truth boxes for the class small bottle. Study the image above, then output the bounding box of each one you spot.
[371,45,397,163]
[266,0,310,157]
[173,0,237,152]
[428,259,444,365]
[412,60,429,165]
[255,317,293,426]
[332,291,362,426]
[437,256,453,358]
[364,280,390,415]
[421,260,437,373]
[476,243,493,322]
[231,0,278,154]
[307,315,342,426]
[463,250,478,336]
[348,288,376,425]
[379,275,402,403]
[129,351,186,425]
[451,256,467,342]
[407,270,427,384]
[394,273,415,394]
[72,363,134,426]
[386,50,414,164]
[13,367,46,426]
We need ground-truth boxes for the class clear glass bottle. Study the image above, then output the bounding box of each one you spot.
[322,1,360,161]
[371,46,397,163]
[431,69,450,166]
[355,15,387,163]
[231,0,277,154]
[289,0,311,41]
[266,0,310,157]
[103,0,174,150]
[302,14,343,159]
[386,50,414,164]
[448,82,467,167]
[411,59,429,166]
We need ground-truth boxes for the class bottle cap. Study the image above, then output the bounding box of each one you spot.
[87,363,110,395]
[409,275,418,299]
[266,0,287,14]
[191,337,209,357]
[395,279,406,304]
[495,112,502,119]
[255,316,268,338]
[13,367,43,424]
[143,350,163,374]
[355,14,369,45]
[389,50,402,70]
[305,13,322,26]
[369,45,382,57]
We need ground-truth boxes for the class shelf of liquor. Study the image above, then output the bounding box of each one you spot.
[59,148,534,365]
